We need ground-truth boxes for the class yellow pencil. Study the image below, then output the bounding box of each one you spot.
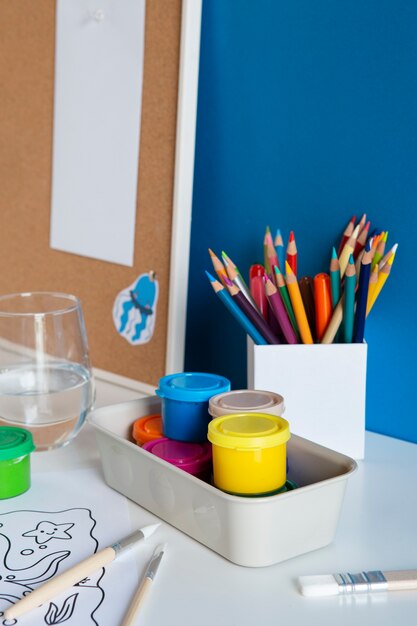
[339,224,360,277]
[366,263,379,310]
[366,247,397,315]
[285,261,313,344]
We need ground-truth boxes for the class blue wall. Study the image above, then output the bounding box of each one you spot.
[185,0,417,443]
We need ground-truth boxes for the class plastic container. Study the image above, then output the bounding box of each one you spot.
[143,437,212,481]
[209,389,285,418]
[208,413,290,495]
[132,414,163,446]
[89,396,358,567]
[156,372,230,442]
[0,426,36,499]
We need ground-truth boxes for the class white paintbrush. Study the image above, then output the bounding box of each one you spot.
[4,524,159,620]
[299,569,417,597]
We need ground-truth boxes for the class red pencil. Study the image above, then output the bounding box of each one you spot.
[286,231,298,276]
[337,215,356,256]
[249,264,268,321]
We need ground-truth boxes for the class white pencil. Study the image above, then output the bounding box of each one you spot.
[4,524,159,620]
[299,569,417,597]
[121,543,166,626]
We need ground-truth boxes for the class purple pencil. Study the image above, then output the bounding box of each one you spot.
[225,280,280,344]
[264,276,298,344]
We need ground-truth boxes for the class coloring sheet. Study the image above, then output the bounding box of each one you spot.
[0,468,145,625]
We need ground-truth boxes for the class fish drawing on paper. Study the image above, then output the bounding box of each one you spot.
[113,271,159,345]
[0,509,105,625]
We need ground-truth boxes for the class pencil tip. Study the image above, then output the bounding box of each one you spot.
[205,270,216,282]
[331,246,337,259]
[276,228,282,237]
[289,231,295,242]
[208,248,214,257]
[285,260,292,274]
[274,265,281,275]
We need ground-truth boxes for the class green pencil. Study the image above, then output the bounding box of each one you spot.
[274,266,300,339]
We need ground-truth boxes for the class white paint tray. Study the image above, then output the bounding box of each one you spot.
[89,396,357,567]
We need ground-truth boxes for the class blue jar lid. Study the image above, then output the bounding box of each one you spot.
[156,372,231,402]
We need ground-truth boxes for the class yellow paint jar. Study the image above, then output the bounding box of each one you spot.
[208,413,290,496]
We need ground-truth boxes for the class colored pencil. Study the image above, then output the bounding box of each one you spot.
[329,247,341,308]
[342,256,357,343]
[264,276,298,344]
[265,229,279,272]
[372,231,387,269]
[366,264,379,311]
[264,227,273,275]
[208,249,228,284]
[298,276,316,342]
[337,215,356,256]
[222,251,258,309]
[273,266,300,337]
[274,228,285,271]
[286,231,298,276]
[353,220,370,259]
[250,264,269,321]
[206,272,268,345]
[226,279,280,344]
[379,243,398,270]
[357,213,367,232]
[313,273,332,342]
[321,295,344,344]
[285,262,313,344]
[366,246,397,315]
[339,224,360,277]
[353,243,373,343]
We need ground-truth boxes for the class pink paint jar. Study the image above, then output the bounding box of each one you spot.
[143,437,212,482]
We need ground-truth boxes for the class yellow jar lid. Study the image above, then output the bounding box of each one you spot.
[208,413,290,450]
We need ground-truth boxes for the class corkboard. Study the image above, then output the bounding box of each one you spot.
[0,0,182,386]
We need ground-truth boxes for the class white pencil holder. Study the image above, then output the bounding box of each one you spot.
[247,340,367,459]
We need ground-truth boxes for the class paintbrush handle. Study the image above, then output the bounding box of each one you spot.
[5,546,116,620]
[121,576,152,626]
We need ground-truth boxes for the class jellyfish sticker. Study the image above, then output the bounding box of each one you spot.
[113,272,159,345]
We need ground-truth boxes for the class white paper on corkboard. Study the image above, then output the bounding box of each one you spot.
[50,0,146,266]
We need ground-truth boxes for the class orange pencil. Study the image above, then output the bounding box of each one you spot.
[208,249,228,284]
[313,273,332,342]
[285,261,313,344]
[372,231,388,269]
[286,231,298,276]
[337,215,356,256]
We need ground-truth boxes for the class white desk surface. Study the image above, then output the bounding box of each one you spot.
[31,378,417,625]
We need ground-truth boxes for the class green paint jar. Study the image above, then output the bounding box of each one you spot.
[0,427,35,499]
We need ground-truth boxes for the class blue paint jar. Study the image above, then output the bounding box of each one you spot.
[156,372,231,442]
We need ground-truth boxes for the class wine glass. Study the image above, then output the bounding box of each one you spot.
[0,292,95,450]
